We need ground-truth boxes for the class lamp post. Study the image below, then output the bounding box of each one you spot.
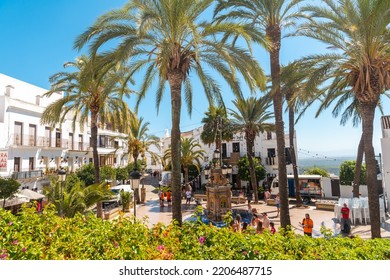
[213,149,221,168]
[57,169,66,217]
[129,169,141,222]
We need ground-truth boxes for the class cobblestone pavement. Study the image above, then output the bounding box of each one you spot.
[124,175,390,239]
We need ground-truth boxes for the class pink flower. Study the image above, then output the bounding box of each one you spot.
[22,247,27,253]
[0,253,8,260]
[11,240,18,245]
[242,251,248,256]
[198,236,206,245]
[113,241,119,248]
[8,222,13,226]
[157,245,165,252]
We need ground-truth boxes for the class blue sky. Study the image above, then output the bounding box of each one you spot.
[0,0,388,159]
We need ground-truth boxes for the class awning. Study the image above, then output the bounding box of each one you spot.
[19,189,45,200]
[0,195,29,208]
[39,149,64,158]
[67,150,89,157]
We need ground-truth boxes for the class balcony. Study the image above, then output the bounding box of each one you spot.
[265,156,277,166]
[12,170,43,180]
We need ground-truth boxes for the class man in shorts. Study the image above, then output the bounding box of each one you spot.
[185,189,192,205]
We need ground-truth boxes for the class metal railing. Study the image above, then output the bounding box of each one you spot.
[10,134,90,150]
[12,170,43,180]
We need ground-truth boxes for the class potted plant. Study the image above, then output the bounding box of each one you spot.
[120,189,132,212]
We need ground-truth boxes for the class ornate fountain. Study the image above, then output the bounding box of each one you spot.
[204,149,232,222]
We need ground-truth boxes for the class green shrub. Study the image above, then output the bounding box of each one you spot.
[1,206,389,260]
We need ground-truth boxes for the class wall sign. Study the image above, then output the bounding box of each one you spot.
[0,151,8,169]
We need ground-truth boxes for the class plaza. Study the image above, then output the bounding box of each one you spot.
[126,174,390,239]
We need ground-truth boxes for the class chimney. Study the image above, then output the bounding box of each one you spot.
[36,95,41,106]
[5,85,14,97]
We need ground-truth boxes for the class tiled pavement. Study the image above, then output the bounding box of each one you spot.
[124,175,390,239]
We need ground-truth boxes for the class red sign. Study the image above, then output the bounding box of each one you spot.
[0,152,8,168]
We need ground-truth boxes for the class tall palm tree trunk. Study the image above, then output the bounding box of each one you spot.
[246,137,258,203]
[91,110,103,218]
[132,153,141,203]
[361,103,381,238]
[352,133,364,198]
[287,93,302,206]
[168,70,183,226]
[268,26,291,228]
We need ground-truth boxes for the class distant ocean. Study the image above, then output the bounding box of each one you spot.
[297,156,355,176]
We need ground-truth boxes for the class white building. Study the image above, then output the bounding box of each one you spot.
[380,115,390,211]
[0,73,297,193]
[159,125,297,190]
[0,73,128,190]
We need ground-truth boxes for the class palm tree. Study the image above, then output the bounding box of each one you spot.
[121,114,161,168]
[43,179,113,218]
[200,105,233,162]
[163,137,205,184]
[119,114,161,202]
[297,0,390,238]
[229,96,274,203]
[214,0,303,228]
[41,55,133,218]
[279,63,313,207]
[315,88,390,197]
[74,0,266,225]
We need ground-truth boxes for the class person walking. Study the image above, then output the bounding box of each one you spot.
[185,189,192,205]
[340,203,351,234]
[159,190,165,207]
[166,190,172,206]
[264,188,271,203]
[274,193,280,217]
[301,213,314,237]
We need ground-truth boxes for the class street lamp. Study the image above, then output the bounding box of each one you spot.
[213,149,221,168]
[204,164,211,179]
[129,169,141,222]
[57,169,66,217]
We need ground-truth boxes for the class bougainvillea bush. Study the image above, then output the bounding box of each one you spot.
[1,206,390,260]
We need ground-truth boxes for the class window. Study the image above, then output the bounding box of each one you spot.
[99,135,106,148]
[285,147,292,165]
[78,134,83,150]
[55,129,61,148]
[222,143,227,158]
[29,157,34,171]
[69,133,74,150]
[266,131,272,140]
[45,127,52,147]
[29,124,36,146]
[14,157,21,172]
[14,122,23,145]
[267,148,276,158]
[232,142,240,153]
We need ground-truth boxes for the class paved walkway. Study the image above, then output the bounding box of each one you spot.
[124,175,390,239]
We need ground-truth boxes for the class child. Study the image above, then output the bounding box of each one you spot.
[270,222,276,234]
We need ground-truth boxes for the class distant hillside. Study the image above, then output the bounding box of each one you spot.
[297,156,355,176]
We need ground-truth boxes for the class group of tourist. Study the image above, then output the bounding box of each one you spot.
[158,189,172,207]
[233,211,276,234]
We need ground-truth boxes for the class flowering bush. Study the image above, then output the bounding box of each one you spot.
[1,206,390,260]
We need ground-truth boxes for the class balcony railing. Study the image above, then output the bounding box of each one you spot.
[10,134,90,150]
[12,170,43,180]
[265,156,277,166]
